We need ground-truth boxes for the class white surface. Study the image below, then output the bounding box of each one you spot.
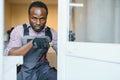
[63,42,120,80]
[66,42,120,63]
[58,0,120,80]
[0,0,4,80]
[65,56,120,80]
[3,56,23,80]
[58,0,69,80]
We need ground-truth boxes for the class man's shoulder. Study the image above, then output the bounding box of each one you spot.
[14,24,24,29]
[47,26,57,33]
[46,27,57,39]
[12,24,26,34]
[50,28,57,35]
[14,23,29,30]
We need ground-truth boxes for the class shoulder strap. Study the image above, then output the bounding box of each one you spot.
[23,24,52,41]
[23,24,29,35]
[45,27,52,42]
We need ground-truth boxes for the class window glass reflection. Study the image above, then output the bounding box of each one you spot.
[69,0,120,43]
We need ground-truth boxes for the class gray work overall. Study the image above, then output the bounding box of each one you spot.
[17,24,57,80]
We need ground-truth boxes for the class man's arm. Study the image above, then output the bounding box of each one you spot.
[51,29,57,53]
[8,41,33,56]
[8,37,50,56]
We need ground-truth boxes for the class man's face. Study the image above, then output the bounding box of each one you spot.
[29,7,47,32]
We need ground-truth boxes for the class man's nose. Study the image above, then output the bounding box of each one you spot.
[36,19,40,24]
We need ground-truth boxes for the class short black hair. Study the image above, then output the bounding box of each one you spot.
[28,1,48,15]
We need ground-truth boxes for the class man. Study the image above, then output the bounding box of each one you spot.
[4,1,57,80]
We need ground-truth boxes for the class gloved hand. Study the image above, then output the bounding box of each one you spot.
[32,38,50,49]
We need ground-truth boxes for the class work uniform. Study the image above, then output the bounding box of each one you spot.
[4,23,57,80]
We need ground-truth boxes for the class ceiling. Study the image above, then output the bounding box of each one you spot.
[6,0,58,5]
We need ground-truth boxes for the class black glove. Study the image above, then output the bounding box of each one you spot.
[32,38,50,49]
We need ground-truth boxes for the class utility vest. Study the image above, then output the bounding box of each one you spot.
[17,24,53,80]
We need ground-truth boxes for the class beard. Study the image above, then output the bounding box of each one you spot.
[32,24,45,32]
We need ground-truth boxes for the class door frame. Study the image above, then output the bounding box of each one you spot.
[58,0,120,80]
[0,0,4,79]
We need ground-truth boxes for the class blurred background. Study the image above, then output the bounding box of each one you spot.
[4,0,58,68]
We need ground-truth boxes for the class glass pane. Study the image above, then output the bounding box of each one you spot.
[69,0,120,43]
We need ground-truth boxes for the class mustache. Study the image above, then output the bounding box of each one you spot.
[34,25,45,30]
[35,25,40,27]
[34,25,41,29]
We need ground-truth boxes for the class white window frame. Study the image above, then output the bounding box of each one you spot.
[0,0,4,79]
[58,0,120,80]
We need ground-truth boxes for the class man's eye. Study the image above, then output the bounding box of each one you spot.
[40,18,46,21]
[33,17,37,20]
[32,17,37,21]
